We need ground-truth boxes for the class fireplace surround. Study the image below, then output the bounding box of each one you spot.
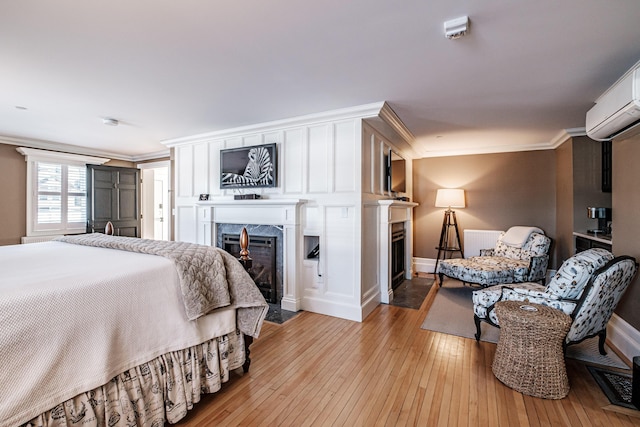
[218,224,283,303]
[196,199,305,312]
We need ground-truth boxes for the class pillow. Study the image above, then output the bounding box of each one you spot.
[545,248,614,299]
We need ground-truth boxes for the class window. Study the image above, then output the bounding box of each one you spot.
[34,162,87,232]
[17,147,109,237]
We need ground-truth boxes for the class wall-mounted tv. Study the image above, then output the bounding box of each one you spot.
[220,143,277,189]
[386,149,406,194]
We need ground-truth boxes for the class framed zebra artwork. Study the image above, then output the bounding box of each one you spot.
[220,143,277,189]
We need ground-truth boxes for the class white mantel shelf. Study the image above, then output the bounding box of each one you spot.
[196,198,307,206]
[377,199,419,209]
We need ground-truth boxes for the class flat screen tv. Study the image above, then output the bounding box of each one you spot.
[220,143,277,189]
[387,149,406,194]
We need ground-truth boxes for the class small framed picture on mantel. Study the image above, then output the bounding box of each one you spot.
[199,194,210,201]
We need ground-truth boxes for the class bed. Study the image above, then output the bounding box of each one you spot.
[0,234,269,427]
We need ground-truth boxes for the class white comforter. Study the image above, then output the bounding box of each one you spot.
[0,241,236,427]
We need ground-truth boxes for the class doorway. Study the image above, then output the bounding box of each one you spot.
[139,161,170,241]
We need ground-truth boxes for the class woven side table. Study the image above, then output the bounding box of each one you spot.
[492,300,572,399]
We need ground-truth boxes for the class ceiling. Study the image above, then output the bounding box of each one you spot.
[2,1,640,161]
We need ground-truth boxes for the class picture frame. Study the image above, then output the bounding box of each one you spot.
[220,143,277,189]
[199,194,210,201]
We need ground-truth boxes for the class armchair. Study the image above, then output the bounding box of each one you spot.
[472,248,638,354]
[437,227,551,287]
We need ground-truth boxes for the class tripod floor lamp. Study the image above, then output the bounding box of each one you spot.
[434,188,465,274]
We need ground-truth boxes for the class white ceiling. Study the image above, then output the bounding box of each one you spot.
[2,1,640,160]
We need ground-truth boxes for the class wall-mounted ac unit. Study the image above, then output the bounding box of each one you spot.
[586,60,640,141]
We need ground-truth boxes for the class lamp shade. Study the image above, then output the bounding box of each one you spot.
[435,188,465,208]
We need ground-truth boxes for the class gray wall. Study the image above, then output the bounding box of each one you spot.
[412,150,557,266]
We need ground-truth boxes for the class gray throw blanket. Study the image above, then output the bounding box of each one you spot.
[55,234,268,337]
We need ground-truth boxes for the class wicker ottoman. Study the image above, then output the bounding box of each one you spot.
[492,301,572,399]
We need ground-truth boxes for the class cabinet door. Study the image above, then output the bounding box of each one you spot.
[575,236,591,253]
[87,165,141,237]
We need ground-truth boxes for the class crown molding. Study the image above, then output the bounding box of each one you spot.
[161,102,386,147]
[16,146,110,165]
[130,150,171,162]
[0,134,168,163]
[378,102,415,145]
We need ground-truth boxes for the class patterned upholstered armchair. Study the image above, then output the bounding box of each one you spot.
[472,248,638,354]
[437,227,551,288]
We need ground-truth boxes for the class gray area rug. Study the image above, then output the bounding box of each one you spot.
[421,280,629,369]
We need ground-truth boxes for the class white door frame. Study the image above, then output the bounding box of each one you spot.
[138,160,171,240]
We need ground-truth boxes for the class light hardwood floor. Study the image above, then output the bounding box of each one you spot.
[173,284,639,426]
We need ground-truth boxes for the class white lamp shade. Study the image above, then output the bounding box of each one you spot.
[435,189,465,208]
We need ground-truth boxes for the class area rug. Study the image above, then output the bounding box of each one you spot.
[421,280,629,369]
[587,365,637,410]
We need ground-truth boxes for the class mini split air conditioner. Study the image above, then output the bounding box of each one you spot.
[586,60,640,141]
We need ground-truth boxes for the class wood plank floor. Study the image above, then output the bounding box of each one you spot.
[172,284,640,426]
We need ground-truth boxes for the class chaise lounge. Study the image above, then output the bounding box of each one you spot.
[437,226,551,288]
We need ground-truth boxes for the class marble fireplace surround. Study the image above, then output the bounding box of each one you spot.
[196,199,306,312]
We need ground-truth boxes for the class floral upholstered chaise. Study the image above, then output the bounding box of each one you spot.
[472,248,638,353]
[437,226,551,287]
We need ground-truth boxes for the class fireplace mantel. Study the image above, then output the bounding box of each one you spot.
[196,198,306,311]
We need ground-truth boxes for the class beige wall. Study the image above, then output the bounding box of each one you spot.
[412,150,557,266]
[0,143,134,245]
[0,144,27,245]
[612,134,640,329]
[554,139,573,266]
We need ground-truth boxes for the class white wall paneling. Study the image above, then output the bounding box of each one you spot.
[177,145,194,198]
[307,124,330,194]
[283,128,304,194]
[175,205,197,243]
[193,143,209,196]
[334,120,358,193]
[165,102,416,322]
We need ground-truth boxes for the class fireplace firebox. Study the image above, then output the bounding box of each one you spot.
[223,234,278,303]
[391,224,406,289]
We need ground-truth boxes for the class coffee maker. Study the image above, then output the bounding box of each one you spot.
[587,207,611,235]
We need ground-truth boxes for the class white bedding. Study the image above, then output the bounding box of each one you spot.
[0,241,236,427]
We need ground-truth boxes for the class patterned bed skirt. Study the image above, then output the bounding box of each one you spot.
[22,331,246,427]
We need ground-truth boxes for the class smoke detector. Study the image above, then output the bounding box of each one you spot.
[102,117,119,126]
[444,16,469,40]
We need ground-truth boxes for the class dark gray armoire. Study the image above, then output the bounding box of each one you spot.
[87,165,141,237]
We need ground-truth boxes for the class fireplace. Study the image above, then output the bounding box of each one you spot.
[223,234,277,302]
[391,223,406,289]
[216,223,283,304]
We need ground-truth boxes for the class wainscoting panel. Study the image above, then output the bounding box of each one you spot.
[283,128,304,194]
[307,124,330,194]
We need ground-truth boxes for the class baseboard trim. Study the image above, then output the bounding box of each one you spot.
[608,313,640,365]
[413,257,436,274]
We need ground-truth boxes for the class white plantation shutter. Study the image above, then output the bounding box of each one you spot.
[67,165,87,224]
[17,147,109,237]
[34,162,87,232]
[36,162,62,224]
